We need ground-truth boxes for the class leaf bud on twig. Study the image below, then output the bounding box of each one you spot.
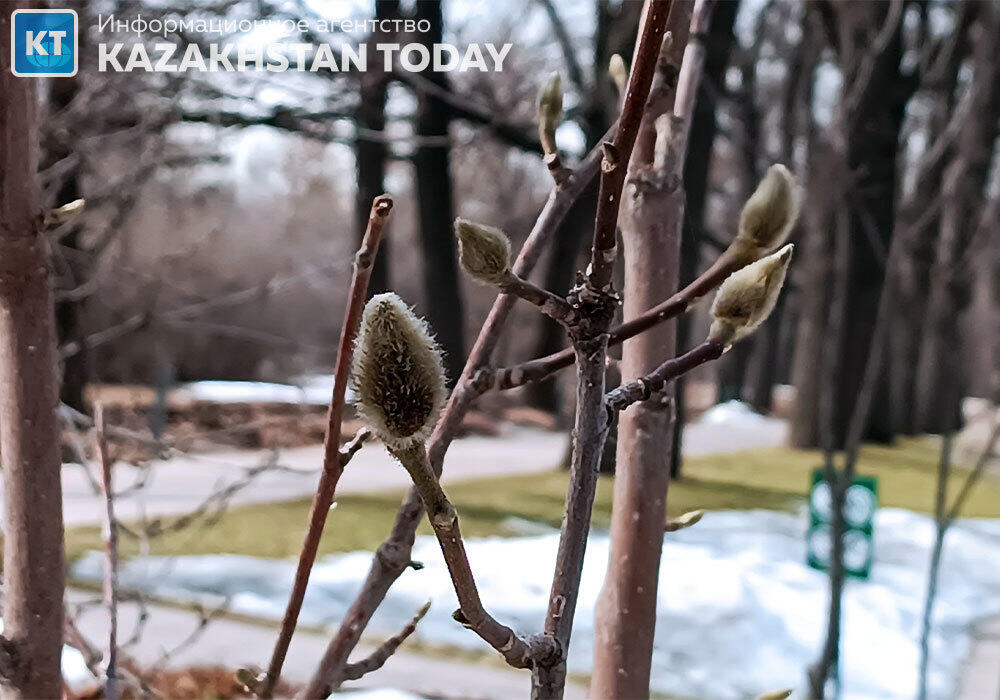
[537,71,563,156]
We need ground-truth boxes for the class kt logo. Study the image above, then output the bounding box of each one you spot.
[10,9,78,77]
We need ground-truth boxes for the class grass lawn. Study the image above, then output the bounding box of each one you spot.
[65,438,1000,562]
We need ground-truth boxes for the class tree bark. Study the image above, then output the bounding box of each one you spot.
[914,3,999,434]
[891,2,972,434]
[673,0,738,476]
[0,8,67,696]
[829,1,909,447]
[354,0,399,297]
[591,2,698,696]
[411,0,465,385]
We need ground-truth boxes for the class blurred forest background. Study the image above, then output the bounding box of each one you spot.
[48,0,997,452]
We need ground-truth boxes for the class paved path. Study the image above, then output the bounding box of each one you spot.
[66,589,586,700]
[31,413,791,528]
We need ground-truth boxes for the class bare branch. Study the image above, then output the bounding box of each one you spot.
[339,602,431,682]
[605,340,726,415]
[261,195,392,698]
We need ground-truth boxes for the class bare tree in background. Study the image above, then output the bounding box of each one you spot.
[0,6,67,696]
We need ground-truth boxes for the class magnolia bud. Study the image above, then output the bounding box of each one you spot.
[731,164,800,261]
[352,293,446,448]
[664,509,704,532]
[756,691,793,700]
[537,71,563,156]
[608,54,628,92]
[454,219,512,285]
[709,244,793,343]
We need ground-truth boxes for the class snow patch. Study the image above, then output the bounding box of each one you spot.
[71,509,1000,700]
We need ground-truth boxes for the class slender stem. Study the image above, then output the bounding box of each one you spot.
[338,602,431,683]
[483,251,741,393]
[390,443,544,669]
[605,340,726,415]
[588,0,674,292]
[533,337,610,699]
[499,272,576,325]
[309,124,613,693]
[261,195,392,698]
[94,405,119,700]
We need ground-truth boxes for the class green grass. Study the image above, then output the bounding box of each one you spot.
[65,437,1000,562]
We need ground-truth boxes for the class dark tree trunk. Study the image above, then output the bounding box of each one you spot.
[411,0,464,385]
[829,2,910,447]
[354,0,399,297]
[0,8,67,695]
[892,2,973,434]
[915,3,1000,434]
[673,0,739,477]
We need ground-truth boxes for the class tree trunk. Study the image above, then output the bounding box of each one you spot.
[354,0,399,297]
[892,3,973,434]
[411,0,465,385]
[591,2,693,695]
[914,3,999,434]
[829,2,909,447]
[0,8,67,696]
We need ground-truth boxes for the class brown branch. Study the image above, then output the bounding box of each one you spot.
[499,273,577,326]
[94,406,120,700]
[389,443,546,669]
[307,123,613,693]
[605,339,726,414]
[482,251,741,393]
[339,602,431,683]
[588,0,673,292]
[260,195,392,698]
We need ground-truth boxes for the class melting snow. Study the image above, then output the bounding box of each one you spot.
[72,509,1000,700]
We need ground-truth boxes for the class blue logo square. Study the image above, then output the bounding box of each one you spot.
[10,9,78,77]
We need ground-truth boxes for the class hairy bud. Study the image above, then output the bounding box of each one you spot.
[755,691,793,700]
[537,72,563,156]
[731,164,800,261]
[709,244,793,343]
[608,54,628,92]
[352,293,446,449]
[455,219,512,285]
[664,509,704,532]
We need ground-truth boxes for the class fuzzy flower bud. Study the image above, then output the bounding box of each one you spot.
[608,54,628,92]
[352,293,446,449]
[709,244,793,344]
[454,219,512,285]
[730,164,800,262]
[537,72,563,156]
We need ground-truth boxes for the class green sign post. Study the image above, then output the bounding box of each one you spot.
[807,469,878,579]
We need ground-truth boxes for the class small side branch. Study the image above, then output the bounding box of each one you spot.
[499,273,577,325]
[261,195,392,698]
[605,339,726,415]
[339,602,430,683]
[484,252,741,394]
[390,443,545,669]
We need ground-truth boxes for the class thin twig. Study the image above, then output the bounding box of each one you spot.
[260,195,392,698]
[390,443,545,669]
[604,339,726,415]
[339,602,431,682]
[94,405,120,700]
[588,0,673,293]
